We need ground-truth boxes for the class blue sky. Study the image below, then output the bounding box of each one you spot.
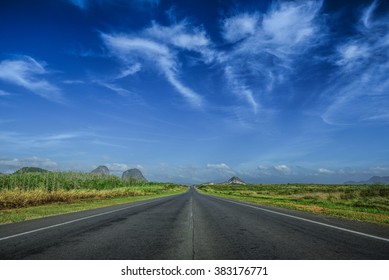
[0,0,389,184]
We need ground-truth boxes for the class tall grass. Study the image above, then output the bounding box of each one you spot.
[0,172,154,191]
[0,172,185,210]
[198,184,389,224]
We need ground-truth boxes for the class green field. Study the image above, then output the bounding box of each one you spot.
[0,172,187,224]
[197,184,389,225]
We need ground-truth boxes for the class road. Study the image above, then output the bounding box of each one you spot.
[0,187,388,259]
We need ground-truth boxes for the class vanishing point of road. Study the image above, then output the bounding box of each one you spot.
[0,187,388,259]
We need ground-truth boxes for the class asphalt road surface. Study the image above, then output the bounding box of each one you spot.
[1,187,388,259]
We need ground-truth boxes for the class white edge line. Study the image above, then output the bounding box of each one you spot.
[203,193,389,243]
[0,195,177,242]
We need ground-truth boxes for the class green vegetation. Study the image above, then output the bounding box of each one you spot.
[197,184,389,225]
[0,172,187,224]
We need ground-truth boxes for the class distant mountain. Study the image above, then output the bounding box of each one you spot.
[90,165,110,175]
[225,176,246,185]
[122,168,147,182]
[367,176,389,184]
[345,176,389,185]
[15,167,49,174]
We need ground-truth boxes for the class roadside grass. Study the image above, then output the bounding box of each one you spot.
[0,190,184,224]
[0,172,187,224]
[196,184,389,225]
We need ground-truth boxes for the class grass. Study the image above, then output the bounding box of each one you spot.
[0,191,184,224]
[0,172,188,224]
[197,184,389,225]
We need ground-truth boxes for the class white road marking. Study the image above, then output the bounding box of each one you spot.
[0,196,175,242]
[205,194,389,243]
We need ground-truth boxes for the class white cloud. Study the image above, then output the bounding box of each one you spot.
[369,166,389,173]
[171,32,208,49]
[318,168,334,174]
[99,3,325,117]
[222,13,259,43]
[104,36,171,57]
[162,64,203,107]
[224,65,259,113]
[262,0,322,48]
[145,21,212,58]
[218,0,325,116]
[336,43,370,68]
[361,0,379,28]
[256,165,281,176]
[257,164,301,176]
[90,140,127,149]
[44,133,79,141]
[97,82,134,97]
[0,56,63,103]
[94,2,326,121]
[136,164,144,170]
[116,63,142,79]
[105,163,131,172]
[102,33,203,107]
[322,2,389,125]
[207,163,231,170]
[274,164,291,174]
[223,0,324,57]
[0,131,86,150]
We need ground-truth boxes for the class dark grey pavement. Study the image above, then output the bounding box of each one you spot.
[0,187,388,259]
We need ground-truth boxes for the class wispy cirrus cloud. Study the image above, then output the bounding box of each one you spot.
[222,13,259,43]
[98,2,325,116]
[220,0,325,113]
[0,56,63,103]
[0,131,86,150]
[102,31,204,107]
[207,163,229,169]
[361,0,379,28]
[95,80,147,107]
[322,0,389,125]
[96,81,134,97]
[62,79,85,84]
[335,43,370,69]
[145,21,216,63]
[261,0,324,52]
[224,66,259,113]
[116,63,142,79]
[221,0,325,60]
